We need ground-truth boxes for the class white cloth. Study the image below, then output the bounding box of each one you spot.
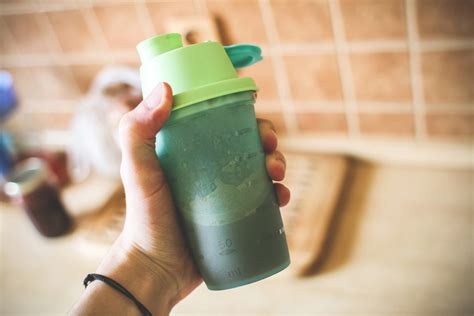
[68,66,141,182]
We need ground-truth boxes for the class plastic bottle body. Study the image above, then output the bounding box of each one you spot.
[156,91,290,290]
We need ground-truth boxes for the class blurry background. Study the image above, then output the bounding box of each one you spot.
[1,0,472,139]
[1,0,473,315]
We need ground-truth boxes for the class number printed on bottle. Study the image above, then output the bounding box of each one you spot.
[218,238,236,255]
[219,238,233,249]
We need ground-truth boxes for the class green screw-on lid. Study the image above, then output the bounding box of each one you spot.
[137,33,262,110]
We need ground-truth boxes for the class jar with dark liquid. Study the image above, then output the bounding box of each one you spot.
[4,158,71,237]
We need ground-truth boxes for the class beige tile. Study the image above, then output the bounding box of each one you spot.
[112,54,141,68]
[94,4,148,50]
[3,13,56,54]
[340,0,406,41]
[6,110,74,133]
[146,1,196,34]
[124,60,141,70]
[6,66,78,101]
[1,0,38,3]
[254,99,282,112]
[270,0,333,43]
[0,17,18,54]
[422,50,474,105]
[417,0,474,39]
[23,112,74,131]
[350,52,411,102]
[284,54,342,101]
[34,66,80,99]
[255,110,287,134]
[206,0,268,45]
[295,111,347,134]
[359,112,414,136]
[3,0,42,3]
[4,67,37,100]
[426,113,474,138]
[69,64,104,94]
[47,9,103,53]
[238,57,278,101]
[9,66,80,100]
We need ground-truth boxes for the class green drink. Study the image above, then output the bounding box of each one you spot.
[137,34,290,290]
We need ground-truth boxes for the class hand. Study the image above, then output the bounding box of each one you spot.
[87,83,290,315]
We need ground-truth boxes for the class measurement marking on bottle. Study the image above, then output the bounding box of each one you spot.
[237,127,253,135]
[219,238,233,249]
[227,267,242,279]
[218,238,236,255]
[219,249,236,255]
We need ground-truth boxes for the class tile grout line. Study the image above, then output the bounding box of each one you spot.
[420,39,474,51]
[406,0,426,140]
[81,5,116,64]
[1,53,125,67]
[0,16,20,54]
[36,10,83,95]
[347,41,407,53]
[38,0,78,13]
[35,12,64,52]
[80,7,110,54]
[328,0,359,137]
[136,0,157,37]
[2,38,473,66]
[20,100,79,114]
[258,0,298,135]
[19,97,474,113]
[0,0,183,15]
[0,1,42,15]
[277,43,335,54]
[0,14,38,98]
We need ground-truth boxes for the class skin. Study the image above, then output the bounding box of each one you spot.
[70,83,290,316]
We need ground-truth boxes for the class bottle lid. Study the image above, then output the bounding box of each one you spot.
[136,33,263,110]
[137,33,183,63]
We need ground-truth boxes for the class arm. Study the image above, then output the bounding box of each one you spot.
[70,236,175,315]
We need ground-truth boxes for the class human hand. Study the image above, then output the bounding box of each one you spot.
[96,83,290,314]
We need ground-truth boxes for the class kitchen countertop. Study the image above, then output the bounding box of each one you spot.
[1,160,473,315]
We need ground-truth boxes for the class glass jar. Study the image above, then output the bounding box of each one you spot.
[4,158,71,237]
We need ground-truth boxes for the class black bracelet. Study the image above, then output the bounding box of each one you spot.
[84,273,152,316]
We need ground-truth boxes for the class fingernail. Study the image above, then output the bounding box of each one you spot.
[145,82,164,109]
[276,158,286,170]
[270,129,278,140]
[275,154,286,166]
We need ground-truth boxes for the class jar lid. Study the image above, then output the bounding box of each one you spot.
[4,158,48,198]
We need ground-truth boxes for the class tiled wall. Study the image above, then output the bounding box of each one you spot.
[1,0,473,140]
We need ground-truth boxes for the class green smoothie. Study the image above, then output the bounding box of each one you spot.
[137,33,290,290]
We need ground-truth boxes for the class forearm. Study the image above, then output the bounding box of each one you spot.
[70,235,176,316]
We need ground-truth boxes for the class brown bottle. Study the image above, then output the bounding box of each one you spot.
[4,158,71,237]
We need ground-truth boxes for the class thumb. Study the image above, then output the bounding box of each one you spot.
[119,82,173,153]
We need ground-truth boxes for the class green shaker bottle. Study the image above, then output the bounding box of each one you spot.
[137,33,290,290]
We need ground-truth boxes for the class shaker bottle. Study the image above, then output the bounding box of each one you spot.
[136,33,290,290]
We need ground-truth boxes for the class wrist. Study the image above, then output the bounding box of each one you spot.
[96,234,178,315]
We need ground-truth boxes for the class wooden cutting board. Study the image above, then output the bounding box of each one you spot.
[281,152,350,276]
